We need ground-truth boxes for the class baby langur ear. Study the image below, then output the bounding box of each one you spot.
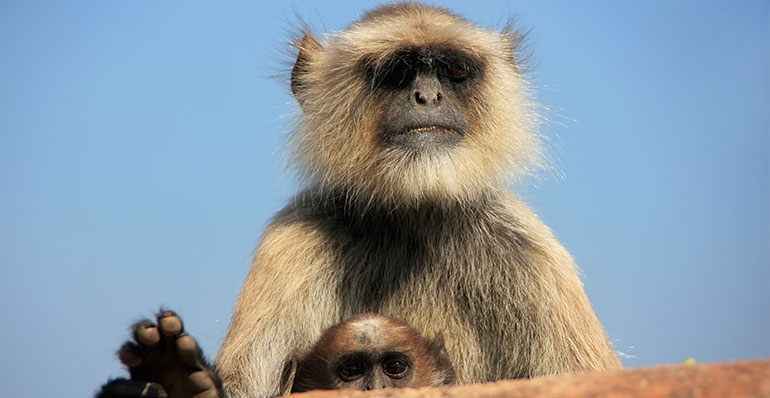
[291,34,322,103]
[429,332,448,355]
[428,332,457,385]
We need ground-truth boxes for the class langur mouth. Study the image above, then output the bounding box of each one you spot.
[386,124,464,154]
[401,125,460,135]
[382,123,464,153]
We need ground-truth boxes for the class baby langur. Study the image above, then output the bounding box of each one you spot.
[97,311,221,398]
[291,314,456,392]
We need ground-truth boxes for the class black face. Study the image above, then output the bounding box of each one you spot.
[333,351,414,391]
[361,45,484,155]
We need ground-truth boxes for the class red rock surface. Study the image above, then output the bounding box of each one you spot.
[289,359,769,398]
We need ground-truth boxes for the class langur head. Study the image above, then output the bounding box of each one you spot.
[292,314,455,392]
[289,2,542,207]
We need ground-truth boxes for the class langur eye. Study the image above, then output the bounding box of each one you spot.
[338,361,365,380]
[447,63,468,79]
[383,360,408,378]
[379,59,415,89]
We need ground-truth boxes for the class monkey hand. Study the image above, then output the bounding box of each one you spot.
[97,310,222,398]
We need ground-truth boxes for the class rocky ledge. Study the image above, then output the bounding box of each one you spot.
[290,359,769,398]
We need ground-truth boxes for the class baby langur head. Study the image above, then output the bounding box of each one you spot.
[291,314,456,392]
[289,2,542,206]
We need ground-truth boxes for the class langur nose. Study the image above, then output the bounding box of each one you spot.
[413,89,443,105]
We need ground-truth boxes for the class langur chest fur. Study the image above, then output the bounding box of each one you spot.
[302,193,533,339]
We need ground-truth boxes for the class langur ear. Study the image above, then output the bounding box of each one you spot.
[428,332,457,385]
[291,34,322,103]
[429,332,449,355]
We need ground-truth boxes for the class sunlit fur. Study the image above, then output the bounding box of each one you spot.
[216,3,621,398]
[289,3,542,207]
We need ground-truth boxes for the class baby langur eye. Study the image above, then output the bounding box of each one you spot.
[447,63,469,80]
[383,360,408,378]
[338,361,365,381]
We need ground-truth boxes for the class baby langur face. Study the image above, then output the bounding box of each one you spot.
[292,314,456,393]
[333,346,415,390]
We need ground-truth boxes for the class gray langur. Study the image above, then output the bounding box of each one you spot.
[291,314,456,393]
[100,3,621,398]
[218,3,621,396]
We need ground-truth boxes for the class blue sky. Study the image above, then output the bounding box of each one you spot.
[0,1,767,397]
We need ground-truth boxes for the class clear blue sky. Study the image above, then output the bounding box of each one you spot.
[1,1,767,397]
